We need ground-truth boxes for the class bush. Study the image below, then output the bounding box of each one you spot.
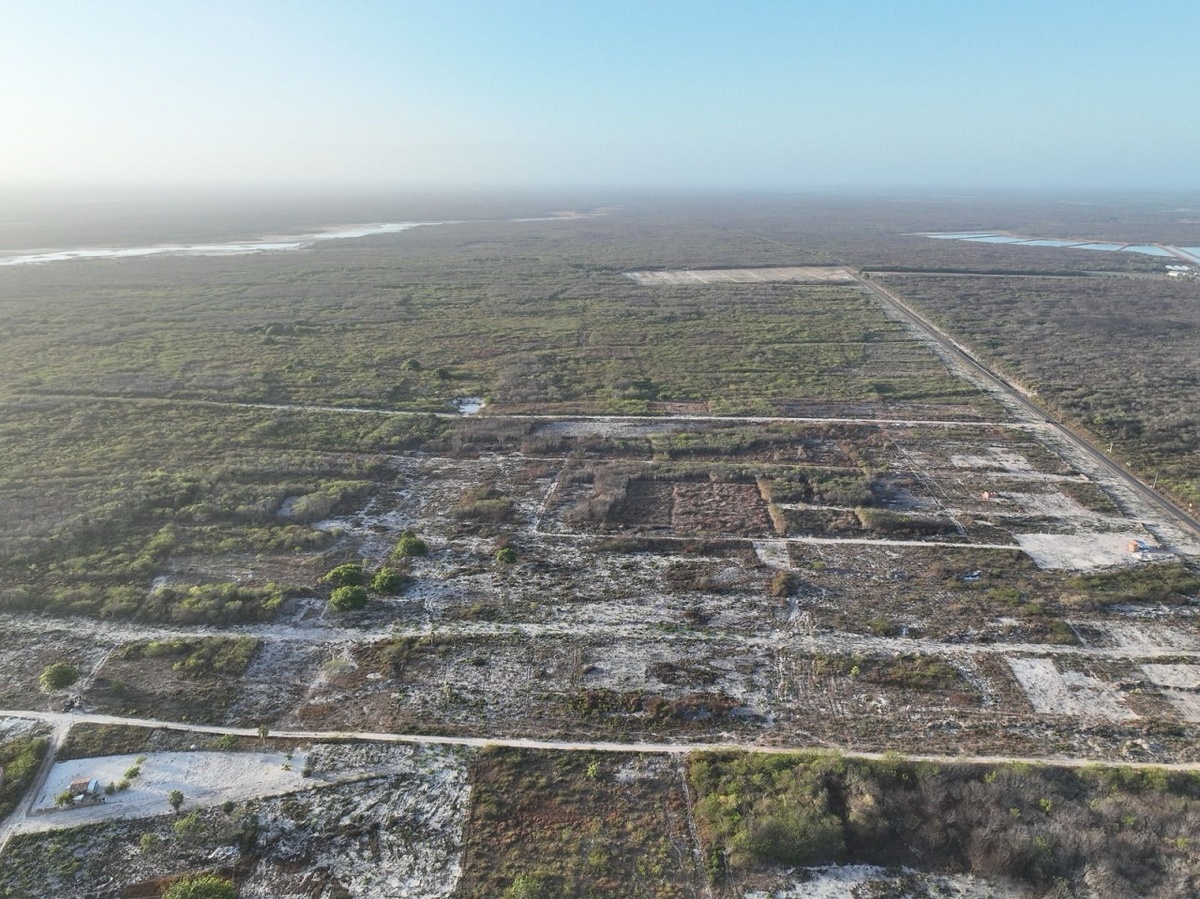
[766,571,800,598]
[39,661,80,691]
[324,562,367,587]
[161,873,236,899]
[502,874,548,899]
[371,566,409,594]
[392,530,429,559]
[329,585,369,612]
[495,547,518,565]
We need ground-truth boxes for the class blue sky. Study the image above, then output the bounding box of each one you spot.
[2,1,1197,190]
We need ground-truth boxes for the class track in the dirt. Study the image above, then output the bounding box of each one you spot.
[851,272,1200,540]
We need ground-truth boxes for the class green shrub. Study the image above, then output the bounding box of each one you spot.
[329,585,369,612]
[502,873,548,899]
[371,566,410,594]
[161,873,235,899]
[392,530,429,559]
[39,662,80,691]
[324,562,367,587]
[495,547,518,565]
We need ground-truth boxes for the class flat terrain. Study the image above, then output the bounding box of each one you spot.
[626,266,854,285]
[1,192,1199,898]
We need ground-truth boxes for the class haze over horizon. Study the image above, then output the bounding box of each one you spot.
[3,0,1198,193]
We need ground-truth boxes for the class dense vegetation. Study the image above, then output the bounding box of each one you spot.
[0,735,49,821]
[690,751,1200,897]
[881,273,1200,507]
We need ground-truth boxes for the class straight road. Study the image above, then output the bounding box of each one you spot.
[5,706,1200,774]
[7,705,1200,851]
[850,271,1200,540]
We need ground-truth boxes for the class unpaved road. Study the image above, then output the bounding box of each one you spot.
[5,612,1200,662]
[0,718,69,854]
[852,271,1200,539]
[13,392,1023,430]
[5,705,1200,846]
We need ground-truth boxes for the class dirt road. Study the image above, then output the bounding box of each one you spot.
[850,272,1200,539]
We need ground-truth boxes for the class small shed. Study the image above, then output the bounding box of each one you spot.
[68,778,102,803]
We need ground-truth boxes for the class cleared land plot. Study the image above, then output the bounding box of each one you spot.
[28,750,307,825]
[626,266,854,285]
[1014,531,1155,571]
[1142,664,1200,722]
[5,743,469,899]
[1006,657,1136,721]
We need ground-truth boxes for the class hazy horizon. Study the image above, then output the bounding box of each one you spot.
[3,1,1198,193]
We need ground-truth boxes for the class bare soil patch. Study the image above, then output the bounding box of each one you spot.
[626,266,854,285]
[1006,657,1137,721]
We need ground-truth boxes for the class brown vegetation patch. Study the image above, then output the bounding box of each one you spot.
[83,637,260,725]
[458,749,701,898]
[670,482,773,536]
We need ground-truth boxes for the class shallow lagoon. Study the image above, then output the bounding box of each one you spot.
[0,221,435,266]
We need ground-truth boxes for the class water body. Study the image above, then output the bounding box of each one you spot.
[1015,239,1086,247]
[1072,242,1127,252]
[0,221,438,266]
[922,232,1194,265]
[925,232,998,240]
[1120,245,1175,257]
[454,396,485,415]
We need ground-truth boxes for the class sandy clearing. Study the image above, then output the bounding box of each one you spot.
[950,448,1032,472]
[753,540,793,569]
[745,865,1024,898]
[1101,623,1200,652]
[626,267,854,285]
[1142,664,1200,690]
[1007,657,1136,721]
[1005,491,1090,518]
[1013,531,1155,570]
[23,750,311,832]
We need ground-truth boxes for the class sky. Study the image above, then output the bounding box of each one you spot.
[2,0,1198,192]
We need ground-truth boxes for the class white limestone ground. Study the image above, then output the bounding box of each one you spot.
[753,540,793,570]
[1101,622,1200,652]
[1141,664,1200,722]
[950,447,1033,472]
[239,744,470,899]
[1006,657,1137,721]
[1012,531,1157,571]
[745,865,1025,898]
[25,749,311,831]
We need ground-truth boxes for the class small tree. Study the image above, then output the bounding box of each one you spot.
[257,724,270,747]
[168,789,185,813]
[161,873,236,899]
[494,547,518,565]
[329,585,369,612]
[39,662,80,692]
